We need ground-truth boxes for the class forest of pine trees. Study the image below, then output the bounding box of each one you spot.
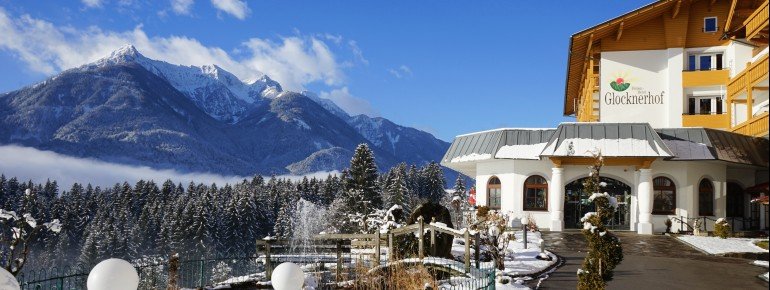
[0,144,468,274]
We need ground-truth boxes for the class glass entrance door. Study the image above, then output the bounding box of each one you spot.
[564,177,632,230]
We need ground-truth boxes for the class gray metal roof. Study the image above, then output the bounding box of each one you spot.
[656,128,769,167]
[440,129,555,164]
[540,123,674,157]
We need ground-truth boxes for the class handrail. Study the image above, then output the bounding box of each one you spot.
[744,0,769,40]
[731,111,769,137]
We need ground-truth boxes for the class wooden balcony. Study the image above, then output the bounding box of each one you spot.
[682,114,729,129]
[727,53,768,100]
[577,74,600,122]
[682,69,729,87]
[744,0,769,42]
[731,112,769,137]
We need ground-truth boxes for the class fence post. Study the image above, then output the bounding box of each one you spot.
[388,233,394,261]
[430,219,436,257]
[167,253,179,290]
[198,258,204,288]
[265,240,273,280]
[474,232,480,268]
[336,241,343,282]
[374,231,381,266]
[463,229,470,273]
[418,216,425,260]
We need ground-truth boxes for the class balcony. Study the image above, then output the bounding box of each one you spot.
[577,74,599,122]
[727,53,768,100]
[682,113,729,129]
[731,112,769,137]
[744,0,769,42]
[682,69,729,87]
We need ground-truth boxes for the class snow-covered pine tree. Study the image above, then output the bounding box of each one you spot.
[346,144,382,210]
[420,162,446,202]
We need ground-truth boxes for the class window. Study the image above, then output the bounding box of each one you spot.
[704,17,718,33]
[488,176,501,210]
[523,175,548,211]
[653,177,676,215]
[699,179,714,216]
[687,96,725,114]
[686,53,724,71]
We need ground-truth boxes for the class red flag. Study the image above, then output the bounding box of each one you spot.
[469,187,476,206]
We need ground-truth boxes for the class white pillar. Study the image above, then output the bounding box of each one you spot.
[637,168,654,234]
[549,167,565,231]
[630,170,639,231]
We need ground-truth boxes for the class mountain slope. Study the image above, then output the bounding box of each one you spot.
[0,46,451,177]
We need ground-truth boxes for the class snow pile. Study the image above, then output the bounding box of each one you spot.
[450,153,492,163]
[495,143,547,160]
[677,236,769,254]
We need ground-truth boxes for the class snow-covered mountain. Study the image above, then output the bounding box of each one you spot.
[0,45,451,177]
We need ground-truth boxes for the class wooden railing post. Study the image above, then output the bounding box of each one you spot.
[374,231,381,266]
[336,241,343,282]
[430,218,437,257]
[265,240,273,280]
[463,229,470,273]
[388,233,394,261]
[418,216,425,260]
[474,232,480,268]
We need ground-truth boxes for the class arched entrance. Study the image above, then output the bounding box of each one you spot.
[564,177,632,230]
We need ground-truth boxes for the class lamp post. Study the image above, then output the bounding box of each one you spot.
[521,216,529,249]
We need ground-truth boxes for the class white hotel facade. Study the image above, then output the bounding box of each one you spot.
[441,0,769,234]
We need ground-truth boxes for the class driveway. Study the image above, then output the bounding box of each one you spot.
[538,231,768,289]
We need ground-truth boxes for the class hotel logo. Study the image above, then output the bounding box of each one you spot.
[610,77,630,92]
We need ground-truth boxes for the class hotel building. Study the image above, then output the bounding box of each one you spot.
[442,0,769,234]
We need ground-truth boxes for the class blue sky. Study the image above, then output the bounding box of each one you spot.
[0,0,650,141]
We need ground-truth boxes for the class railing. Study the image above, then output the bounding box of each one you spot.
[577,73,599,122]
[727,53,768,100]
[744,0,769,41]
[731,111,769,137]
[670,216,760,235]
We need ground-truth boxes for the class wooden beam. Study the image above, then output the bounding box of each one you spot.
[672,0,683,19]
[725,0,738,31]
[710,0,717,10]
[616,21,625,41]
[754,86,769,91]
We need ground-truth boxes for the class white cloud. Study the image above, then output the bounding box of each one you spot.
[0,9,354,91]
[211,0,250,20]
[348,40,368,65]
[171,0,194,15]
[388,64,412,79]
[319,87,378,117]
[0,145,338,189]
[81,0,103,8]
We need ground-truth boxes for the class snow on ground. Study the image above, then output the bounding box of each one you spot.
[677,236,769,255]
[754,260,769,268]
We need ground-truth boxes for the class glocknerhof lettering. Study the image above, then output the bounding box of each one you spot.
[604,90,665,105]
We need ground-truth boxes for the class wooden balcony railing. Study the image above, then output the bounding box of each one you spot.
[745,0,769,41]
[731,112,769,137]
[577,74,599,122]
[727,53,768,100]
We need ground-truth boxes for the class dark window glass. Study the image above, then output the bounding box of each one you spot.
[700,55,712,70]
[688,98,696,114]
[699,179,714,216]
[688,55,696,71]
[716,53,723,70]
[704,17,717,32]
[653,177,676,215]
[700,99,712,114]
[726,183,743,218]
[523,176,548,211]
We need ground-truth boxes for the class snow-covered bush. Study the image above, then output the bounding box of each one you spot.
[577,152,623,290]
[523,212,539,232]
[714,218,730,239]
[472,210,511,270]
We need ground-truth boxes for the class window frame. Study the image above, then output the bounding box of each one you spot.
[487,176,502,210]
[652,176,677,215]
[685,52,724,71]
[699,179,715,216]
[523,175,548,211]
[703,17,718,33]
[687,95,725,115]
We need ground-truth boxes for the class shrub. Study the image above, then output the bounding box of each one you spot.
[576,152,623,290]
[476,206,490,219]
[714,218,730,239]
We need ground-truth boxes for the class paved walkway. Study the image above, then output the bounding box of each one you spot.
[538,231,768,289]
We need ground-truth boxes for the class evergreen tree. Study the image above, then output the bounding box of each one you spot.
[421,162,446,202]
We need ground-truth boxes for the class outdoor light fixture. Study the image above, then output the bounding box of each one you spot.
[0,267,20,290]
[271,262,304,290]
[87,258,139,290]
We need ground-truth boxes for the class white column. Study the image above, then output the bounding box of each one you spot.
[549,167,565,231]
[637,168,654,234]
[630,170,639,231]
